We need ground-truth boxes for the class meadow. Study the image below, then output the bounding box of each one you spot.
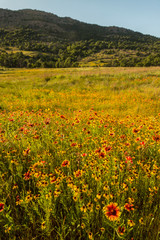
[0,67,160,240]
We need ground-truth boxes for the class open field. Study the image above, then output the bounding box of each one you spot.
[0,67,160,239]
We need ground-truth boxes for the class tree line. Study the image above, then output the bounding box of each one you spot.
[0,29,160,68]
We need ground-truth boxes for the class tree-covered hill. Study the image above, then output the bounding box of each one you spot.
[0,8,160,68]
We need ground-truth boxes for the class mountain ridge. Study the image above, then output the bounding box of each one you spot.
[0,8,160,68]
[0,8,158,42]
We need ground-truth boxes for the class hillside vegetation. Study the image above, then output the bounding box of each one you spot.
[0,8,160,68]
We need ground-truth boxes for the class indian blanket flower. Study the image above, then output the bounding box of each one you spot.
[82,153,87,157]
[133,128,139,133]
[74,169,83,178]
[103,202,120,221]
[124,203,134,211]
[23,148,30,156]
[99,152,105,158]
[118,226,125,235]
[104,146,112,152]
[71,143,77,147]
[153,134,160,142]
[125,156,133,164]
[60,115,66,119]
[44,118,50,125]
[0,203,4,212]
[24,171,31,180]
[61,160,70,167]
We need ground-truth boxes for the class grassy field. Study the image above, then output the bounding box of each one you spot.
[0,67,160,240]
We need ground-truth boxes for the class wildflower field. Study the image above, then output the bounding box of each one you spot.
[0,67,160,240]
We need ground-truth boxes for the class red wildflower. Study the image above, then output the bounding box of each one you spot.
[44,119,50,125]
[125,142,130,146]
[74,169,83,178]
[120,135,126,139]
[61,160,70,167]
[0,203,4,212]
[95,148,101,153]
[71,143,77,147]
[133,128,139,133]
[82,153,87,157]
[24,171,31,180]
[40,161,46,165]
[104,146,112,152]
[125,156,133,164]
[99,152,105,158]
[118,226,125,235]
[23,148,30,156]
[124,203,134,211]
[126,156,132,161]
[109,132,114,136]
[50,176,56,184]
[28,123,34,127]
[34,135,40,139]
[153,134,160,142]
[103,203,120,221]
[136,137,140,141]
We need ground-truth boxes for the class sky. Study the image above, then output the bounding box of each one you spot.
[0,0,160,38]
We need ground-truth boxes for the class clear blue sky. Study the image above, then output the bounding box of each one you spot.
[1,0,160,38]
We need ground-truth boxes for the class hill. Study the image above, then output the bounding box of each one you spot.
[0,8,160,68]
[0,8,158,42]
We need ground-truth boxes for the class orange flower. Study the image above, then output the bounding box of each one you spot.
[0,203,4,212]
[23,148,30,156]
[133,128,139,133]
[34,135,40,139]
[104,146,112,152]
[71,143,77,147]
[125,156,133,164]
[82,153,87,157]
[140,141,145,146]
[153,134,160,142]
[124,203,134,211]
[24,171,31,180]
[44,118,50,125]
[118,226,125,235]
[95,148,101,153]
[99,152,105,158]
[103,203,120,221]
[74,169,83,178]
[61,160,70,167]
